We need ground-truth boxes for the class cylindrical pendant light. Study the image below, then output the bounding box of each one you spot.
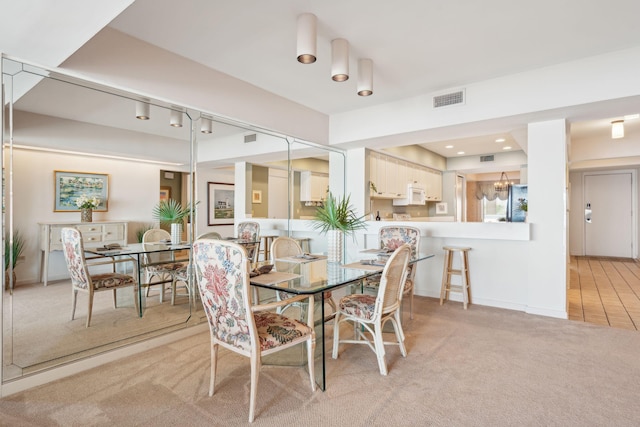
[201,117,213,134]
[170,109,183,127]
[297,13,317,64]
[135,100,150,120]
[331,38,349,82]
[611,120,624,139]
[357,58,373,96]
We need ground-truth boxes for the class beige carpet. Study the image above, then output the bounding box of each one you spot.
[2,297,640,426]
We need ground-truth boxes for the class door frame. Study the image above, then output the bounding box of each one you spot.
[582,169,637,258]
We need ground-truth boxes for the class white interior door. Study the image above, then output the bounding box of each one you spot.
[584,172,633,257]
[268,168,288,219]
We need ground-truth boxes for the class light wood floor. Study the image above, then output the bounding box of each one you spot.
[568,256,640,330]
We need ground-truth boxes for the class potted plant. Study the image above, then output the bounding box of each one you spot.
[312,192,367,262]
[5,230,26,290]
[152,199,195,244]
[75,194,100,222]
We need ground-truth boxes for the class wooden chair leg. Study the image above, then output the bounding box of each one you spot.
[248,352,260,423]
[373,322,388,376]
[332,312,342,359]
[209,342,218,396]
[71,289,78,320]
[86,293,94,328]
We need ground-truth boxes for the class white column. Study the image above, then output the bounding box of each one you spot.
[526,119,568,318]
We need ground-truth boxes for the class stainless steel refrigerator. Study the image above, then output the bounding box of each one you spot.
[507,184,528,222]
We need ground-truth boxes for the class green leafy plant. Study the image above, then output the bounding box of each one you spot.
[312,192,367,237]
[152,199,196,225]
[135,223,155,243]
[4,230,26,271]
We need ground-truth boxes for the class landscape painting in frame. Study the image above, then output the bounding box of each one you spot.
[208,182,234,225]
[54,171,109,212]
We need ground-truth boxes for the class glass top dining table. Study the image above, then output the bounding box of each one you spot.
[87,242,191,317]
[249,252,434,391]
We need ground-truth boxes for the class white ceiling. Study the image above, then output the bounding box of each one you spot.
[4,0,640,160]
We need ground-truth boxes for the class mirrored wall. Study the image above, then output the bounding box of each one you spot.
[2,57,345,382]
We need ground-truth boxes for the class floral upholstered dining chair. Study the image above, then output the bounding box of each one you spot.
[237,221,261,264]
[142,228,188,305]
[61,227,138,327]
[193,238,316,423]
[332,244,411,375]
[373,226,421,319]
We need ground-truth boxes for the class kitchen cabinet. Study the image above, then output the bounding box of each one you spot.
[370,153,407,198]
[425,169,442,201]
[300,171,329,201]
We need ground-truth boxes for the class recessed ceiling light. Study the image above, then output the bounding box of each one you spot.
[624,114,639,120]
[445,145,454,149]
[495,138,506,143]
[457,151,465,155]
[503,146,512,150]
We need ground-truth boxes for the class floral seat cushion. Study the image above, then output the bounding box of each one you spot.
[254,311,313,351]
[147,262,186,274]
[338,294,376,320]
[90,273,136,290]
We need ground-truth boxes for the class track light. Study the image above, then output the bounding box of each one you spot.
[611,120,624,139]
[170,109,183,128]
[201,117,213,134]
[135,100,150,120]
[331,39,349,82]
[357,59,373,96]
[296,13,317,64]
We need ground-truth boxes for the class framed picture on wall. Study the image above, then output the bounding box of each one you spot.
[160,186,171,201]
[208,182,235,225]
[54,170,109,212]
[252,190,262,204]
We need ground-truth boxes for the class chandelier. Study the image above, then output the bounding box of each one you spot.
[494,172,512,192]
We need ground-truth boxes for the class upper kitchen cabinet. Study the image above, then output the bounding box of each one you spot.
[425,168,443,201]
[370,152,407,198]
[300,171,329,202]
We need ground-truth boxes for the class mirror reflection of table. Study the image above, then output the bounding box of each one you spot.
[87,242,191,317]
[249,252,433,391]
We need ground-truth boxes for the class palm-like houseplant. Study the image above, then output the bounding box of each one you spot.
[152,199,195,243]
[5,230,26,290]
[312,192,367,262]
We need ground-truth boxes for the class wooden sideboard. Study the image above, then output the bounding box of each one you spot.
[39,221,128,286]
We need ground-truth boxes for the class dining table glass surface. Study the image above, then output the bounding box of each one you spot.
[86,242,192,317]
[250,252,434,391]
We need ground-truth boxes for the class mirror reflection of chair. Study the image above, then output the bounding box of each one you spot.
[193,238,316,423]
[271,236,337,317]
[142,229,188,305]
[367,226,421,319]
[60,227,138,327]
[332,244,411,375]
[197,231,222,240]
[237,221,260,265]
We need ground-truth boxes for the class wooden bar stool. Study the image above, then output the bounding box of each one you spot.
[440,246,472,309]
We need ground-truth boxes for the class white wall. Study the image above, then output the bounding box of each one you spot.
[9,149,161,284]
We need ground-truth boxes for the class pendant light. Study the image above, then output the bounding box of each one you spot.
[135,100,150,120]
[331,39,349,82]
[296,13,317,64]
[357,58,373,96]
[201,117,213,134]
[170,109,183,128]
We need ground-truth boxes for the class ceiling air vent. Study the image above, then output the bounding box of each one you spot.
[480,155,494,162]
[244,134,257,143]
[433,89,465,108]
